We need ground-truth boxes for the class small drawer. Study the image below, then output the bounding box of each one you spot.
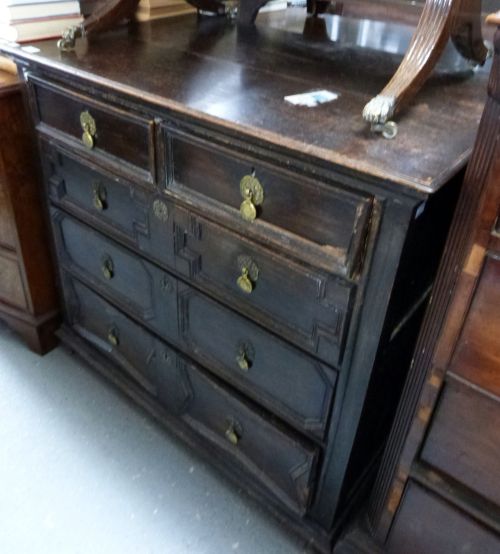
[43,143,177,269]
[63,276,319,514]
[165,122,373,276]
[51,210,178,341]
[421,377,500,507]
[173,207,353,367]
[51,211,337,440]
[28,75,155,180]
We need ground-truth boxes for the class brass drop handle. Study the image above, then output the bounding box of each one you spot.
[236,348,250,371]
[225,422,241,446]
[80,110,96,149]
[92,182,107,211]
[237,267,253,294]
[239,175,264,222]
[101,256,114,280]
[236,256,259,294]
[107,326,119,347]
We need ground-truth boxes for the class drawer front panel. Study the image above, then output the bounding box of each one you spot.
[450,255,500,397]
[51,211,336,439]
[30,76,154,177]
[167,126,372,275]
[174,207,353,367]
[0,252,26,309]
[51,210,178,339]
[64,276,318,513]
[45,146,149,238]
[44,144,177,269]
[421,377,500,507]
[388,481,500,554]
[177,285,337,439]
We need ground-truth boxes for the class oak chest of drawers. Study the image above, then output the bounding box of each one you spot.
[1,11,491,552]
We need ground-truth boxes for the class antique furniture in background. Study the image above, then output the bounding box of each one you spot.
[0,71,59,354]
[0,8,490,551]
[335,12,500,554]
[58,0,488,132]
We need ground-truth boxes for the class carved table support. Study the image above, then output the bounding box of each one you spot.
[363,0,488,127]
[58,0,140,51]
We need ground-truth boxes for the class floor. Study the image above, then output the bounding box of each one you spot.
[0,320,308,554]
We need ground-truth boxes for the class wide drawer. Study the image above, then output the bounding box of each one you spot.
[165,122,373,276]
[28,75,155,180]
[62,275,318,513]
[51,210,338,440]
[420,377,500,507]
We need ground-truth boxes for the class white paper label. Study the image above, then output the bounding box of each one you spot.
[284,90,339,107]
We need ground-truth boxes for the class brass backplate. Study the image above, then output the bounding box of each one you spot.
[239,175,264,205]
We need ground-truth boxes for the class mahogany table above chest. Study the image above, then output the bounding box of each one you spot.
[0,10,491,552]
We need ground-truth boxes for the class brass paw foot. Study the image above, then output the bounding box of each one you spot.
[57,24,84,51]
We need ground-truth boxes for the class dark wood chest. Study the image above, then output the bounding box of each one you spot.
[1,11,491,551]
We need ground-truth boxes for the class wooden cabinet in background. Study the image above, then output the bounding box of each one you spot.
[0,71,59,353]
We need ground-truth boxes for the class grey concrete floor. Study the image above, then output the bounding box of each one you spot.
[0,320,309,554]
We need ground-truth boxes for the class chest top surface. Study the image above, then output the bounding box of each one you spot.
[0,8,491,193]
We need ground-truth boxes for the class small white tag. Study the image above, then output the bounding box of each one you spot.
[284,90,339,107]
[21,46,40,53]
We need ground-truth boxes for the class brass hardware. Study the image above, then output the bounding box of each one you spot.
[237,267,253,294]
[57,24,83,51]
[239,175,264,222]
[236,349,249,371]
[236,255,259,294]
[101,256,114,280]
[235,341,254,372]
[225,422,241,446]
[153,199,169,222]
[107,327,119,347]
[80,111,96,149]
[92,182,107,211]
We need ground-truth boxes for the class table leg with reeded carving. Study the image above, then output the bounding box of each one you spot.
[363,0,487,129]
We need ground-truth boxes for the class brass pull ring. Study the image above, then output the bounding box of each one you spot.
[101,256,114,280]
[236,255,259,294]
[239,175,264,222]
[80,110,96,149]
[92,182,107,211]
[107,326,119,347]
[225,420,242,446]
